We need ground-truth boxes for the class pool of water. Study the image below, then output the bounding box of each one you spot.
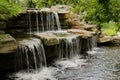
[6,46,120,80]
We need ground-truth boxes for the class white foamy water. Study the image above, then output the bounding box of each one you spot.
[10,67,57,80]
[55,56,87,70]
[16,38,46,71]
[10,55,88,80]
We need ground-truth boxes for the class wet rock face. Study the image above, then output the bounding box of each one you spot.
[0,34,16,54]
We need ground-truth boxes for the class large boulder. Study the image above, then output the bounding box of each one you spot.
[0,34,16,54]
[34,32,59,46]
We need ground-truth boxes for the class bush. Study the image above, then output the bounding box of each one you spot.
[101,21,118,36]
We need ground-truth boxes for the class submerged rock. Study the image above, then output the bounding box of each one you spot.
[34,32,59,46]
[0,34,16,54]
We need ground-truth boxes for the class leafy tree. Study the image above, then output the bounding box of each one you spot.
[0,0,23,20]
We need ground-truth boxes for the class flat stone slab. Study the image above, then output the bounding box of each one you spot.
[34,32,59,46]
[0,34,16,54]
[67,29,95,38]
[84,24,96,30]
[112,36,120,43]
[97,36,113,43]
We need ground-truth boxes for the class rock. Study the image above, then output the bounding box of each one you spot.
[68,20,84,26]
[51,5,72,14]
[113,36,120,43]
[71,25,86,29]
[69,12,79,19]
[68,29,95,35]
[84,24,96,30]
[40,8,52,12]
[0,30,5,34]
[0,34,16,54]
[58,12,71,19]
[78,34,92,39]
[97,36,113,43]
[34,32,59,46]
[67,29,93,38]
[0,21,6,29]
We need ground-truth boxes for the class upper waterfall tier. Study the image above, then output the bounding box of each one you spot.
[27,9,61,33]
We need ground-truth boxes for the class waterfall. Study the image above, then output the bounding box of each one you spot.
[53,12,61,30]
[28,11,32,34]
[27,10,61,33]
[35,10,39,32]
[86,36,98,59]
[16,38,46,72]
[56,34,81,58]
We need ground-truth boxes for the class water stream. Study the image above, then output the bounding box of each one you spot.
[16,38,46,72]
[8,46,120,80]
[5,9,120,80]
[27,10,61,33]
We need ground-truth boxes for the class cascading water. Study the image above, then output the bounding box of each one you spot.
[87,35,98,58]
[53,12,61,30]
[35,10,39,32]
[27,10,61,33]
[7,8,99,80]
[15,38,46,72]
[56,34,81,58]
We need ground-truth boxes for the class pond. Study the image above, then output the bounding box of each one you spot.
[6,46,120,80]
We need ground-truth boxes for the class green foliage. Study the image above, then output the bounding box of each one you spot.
[0,0,23,20]
[101,21,118,36]
[0,0,119,32]
[104,29,117,36]
[101,21,118,29]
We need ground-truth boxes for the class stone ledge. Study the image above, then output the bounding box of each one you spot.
[0,34,16,54]
[34,32,59,46]
[67,29,95,38]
